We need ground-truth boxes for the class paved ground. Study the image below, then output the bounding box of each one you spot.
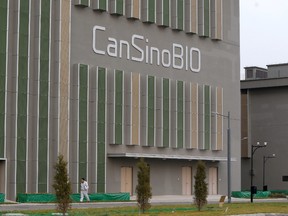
[0,195,287,213]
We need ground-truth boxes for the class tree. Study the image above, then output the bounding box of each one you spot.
[194,160,208,211]
[52,154,72,215]
[136,158,152,213]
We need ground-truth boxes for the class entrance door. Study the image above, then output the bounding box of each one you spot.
[182,166,192,195]
[0,160,6,194]
[121,167,133,195]
[208,167,218,195]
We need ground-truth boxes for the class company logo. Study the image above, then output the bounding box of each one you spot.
[93,25,201,73]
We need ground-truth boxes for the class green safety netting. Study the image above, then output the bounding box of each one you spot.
[232,191,271,198]
[270,190,288,195]
[76,193,130,201]
[17,192,130,203]
[232,190,288,199]
[17,193,56,203]
[0,193,5,202]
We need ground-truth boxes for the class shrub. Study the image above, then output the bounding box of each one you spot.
[194,160,208,211]
[52,154,72,215]
[136,158,152,213]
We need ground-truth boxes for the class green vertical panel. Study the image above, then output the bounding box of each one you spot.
[0,113,4,158]
[204,85,210,149]
[38,0,50,193]
[163,0,169,26]
[148,0,155,22]
[79,64,88,181]
[147,76,154,146]
[163,79,169,147]
[177,81,183,148]
[99,0,106,10]
[0,0,7,158]
[177,0,184,30]
[116,0,123,15]
[81,0,89,6]
[115,70,123,144]
[16,0,29,194]
[97,67,106,192]
[204,0,210,36]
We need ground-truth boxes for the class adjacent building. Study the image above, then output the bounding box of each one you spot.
[0,0,240,200]
[241,63,288,191]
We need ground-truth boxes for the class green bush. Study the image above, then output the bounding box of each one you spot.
[194,161,208,211]
[52,154,72,215]
[136,158,152,213]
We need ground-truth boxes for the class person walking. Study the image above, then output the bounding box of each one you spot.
[80,177,90,202]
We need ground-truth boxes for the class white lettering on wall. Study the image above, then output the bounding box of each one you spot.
[92,25,201,73]
[131,34,144,62]
[93,25,106,55]
[173,43,184,69]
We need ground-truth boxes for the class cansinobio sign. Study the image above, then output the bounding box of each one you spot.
[93,25,201,73]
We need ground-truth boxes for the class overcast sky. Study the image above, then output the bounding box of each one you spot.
[240,0,288,78]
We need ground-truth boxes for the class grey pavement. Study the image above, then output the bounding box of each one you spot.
[0,195,287,213]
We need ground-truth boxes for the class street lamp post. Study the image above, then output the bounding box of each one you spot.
[227,112,231,204]
[212,111,231,203]
[250,142,267,203]
[263,154,276,191]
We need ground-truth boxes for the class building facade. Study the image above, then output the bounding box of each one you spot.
[0,0,240,200]
[241,64,288,191]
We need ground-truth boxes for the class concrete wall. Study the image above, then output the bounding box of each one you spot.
[1,0,240,200]
[267,64,288,78]
[106,157,222,195]
[241,86,288,191]
[70,1,241,195]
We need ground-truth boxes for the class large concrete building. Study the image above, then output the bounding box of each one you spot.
[0,0,240,200]
[241,64,288,191]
